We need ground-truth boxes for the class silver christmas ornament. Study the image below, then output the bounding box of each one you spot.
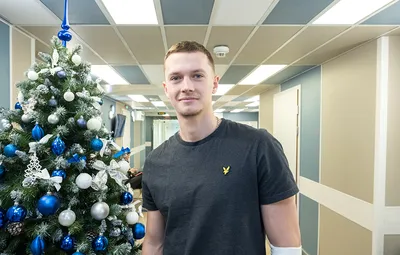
[58,209,76,227]
[75,173,92,189]
[48,114,59,124]
[21,114,31,123]
[63,91,75,102]
[71,54,82,66]
[27,71,38,81]
[104,147,111,156]
[90,202,110,221]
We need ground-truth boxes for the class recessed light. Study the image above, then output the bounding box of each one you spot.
[239,65,286,85]
[101,0,158,25]
[91,65,128,85]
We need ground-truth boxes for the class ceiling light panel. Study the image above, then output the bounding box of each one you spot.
[215,109,226,113]
[128,95,149,102]
[91,65,129,85]
[231,109,244,113]
[313,0,394,25]
[101,0,158,25]
[246,101,260,107]
[151,101,166,107]
[215,84,235,95]
[239,65,286,85]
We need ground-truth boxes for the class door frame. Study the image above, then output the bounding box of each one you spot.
[273,85,301,212]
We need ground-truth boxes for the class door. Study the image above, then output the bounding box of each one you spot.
[273,86,300,185]
[121,108,131,149]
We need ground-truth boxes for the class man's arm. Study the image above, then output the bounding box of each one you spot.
[142,210,165,255]
[261,195,302,254]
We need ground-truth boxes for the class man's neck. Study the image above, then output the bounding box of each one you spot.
[178,113,219,142]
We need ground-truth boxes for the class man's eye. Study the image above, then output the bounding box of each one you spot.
[194,74,203,78]
[170,76,179,81]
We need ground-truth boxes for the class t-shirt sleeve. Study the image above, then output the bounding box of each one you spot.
[141,157,159,211]
[256,129,299,205]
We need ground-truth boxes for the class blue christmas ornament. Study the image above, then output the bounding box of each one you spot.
[4,144,17,157]
[48,97,57,107]
[92,235,108,251]
[6,203,27,222]
[132,223,146,240]
[51,169,66,179]
[30,235,45,255]
[0,165,5,178]
[77,116,87,128]
[129,238,135,247]
[51,136,66,156]
[72,252,85,255]
[32,123,44,141]
[98,99,103,105]
[14,102,22,110]
[37,193,60,216]
[90,138,103,151]
[57,70,67,79]
[0,208,6,228]
[60,234,75,251]
[121,191,133,205]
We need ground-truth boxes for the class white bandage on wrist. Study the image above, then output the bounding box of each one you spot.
[270,243,302,255]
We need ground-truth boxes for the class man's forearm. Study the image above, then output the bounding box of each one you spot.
[142,239,163,255]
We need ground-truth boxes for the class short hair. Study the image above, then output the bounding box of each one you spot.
[164,41,215,72]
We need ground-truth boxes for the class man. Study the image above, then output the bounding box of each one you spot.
[141,41,301,255]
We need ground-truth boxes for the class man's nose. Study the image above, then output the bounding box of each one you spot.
[181,77,195,92]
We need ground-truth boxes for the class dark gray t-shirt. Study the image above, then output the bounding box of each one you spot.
[142,118,299,255]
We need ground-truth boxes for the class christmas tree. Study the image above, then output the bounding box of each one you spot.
[0,36,145,254]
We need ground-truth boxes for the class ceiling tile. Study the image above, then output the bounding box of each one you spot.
[263,65,315,84]
[118,26,164,65]
[362,1,400,25]
[212,0,274,25]
[263,0,334,25]
[72,26,135,65]
[141,65,165,86]
[296,26,397,65]
[218,95,239,102]
[224,101,241,107]
[144,96,162,101]
[21,26,105,64]
[219,65,257,84]
[212,95,221,101]
[242,85,275,96]
[225,85,253,95]
[0,0,60,25]
[215,65,229,78]
[232,96,253,102]
[161,0,214,25]
[265,26,349,64]
[112,65,150,84]
[207,26,254,64]
[234,26,303,65]
[165,26,208,48]
[40,0,109,25]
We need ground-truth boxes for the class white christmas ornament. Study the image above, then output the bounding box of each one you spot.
[71,54,82,66]
[27,71,38,81]
[63,91,75,102]
[91,201,110,220]
[21,114,31,123]
[58,209,76,227]
[117,160,130,174]
[126,211,139,225]
[47,114,59,124]
[17,91,24,103]
[87,118,101,131]
[75,173,92,189]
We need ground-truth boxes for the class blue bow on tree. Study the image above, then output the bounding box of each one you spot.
[113,147,130,159]
[67,153,87,163]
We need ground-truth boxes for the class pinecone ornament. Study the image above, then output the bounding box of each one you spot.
[86,230,97,241]
[7,222,24,236]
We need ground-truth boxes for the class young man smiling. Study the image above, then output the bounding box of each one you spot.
[141,41,302,255]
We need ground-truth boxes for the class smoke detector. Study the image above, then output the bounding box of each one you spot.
[213,45,229,58]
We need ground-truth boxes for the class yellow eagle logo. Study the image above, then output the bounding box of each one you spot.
[223,166,231,175]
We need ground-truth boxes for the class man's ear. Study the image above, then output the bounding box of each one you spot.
[163,82,169,98]
[212,76,220,94]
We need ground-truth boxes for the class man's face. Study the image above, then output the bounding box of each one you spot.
[163,52,219,117]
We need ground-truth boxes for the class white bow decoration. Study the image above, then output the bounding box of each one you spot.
[38,66,62,76]
[29,134,54,153]
[34,169,63,191]
[99,139,120,157]
[91,160,128,190]
[96,78,105,93]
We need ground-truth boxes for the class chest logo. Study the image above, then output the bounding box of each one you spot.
[223,166,231,175]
